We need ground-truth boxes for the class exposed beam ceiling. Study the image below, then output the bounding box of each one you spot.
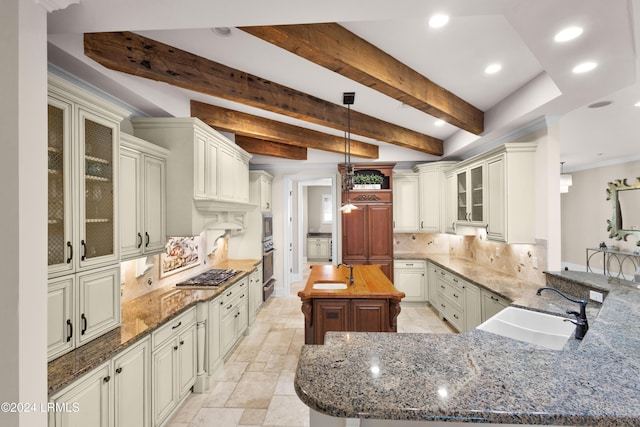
[191,100,379,159]
[235,135,307,160]
[84,31,443,156]
[240,23,484,135]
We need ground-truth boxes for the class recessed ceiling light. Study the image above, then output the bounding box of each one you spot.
[635,101,640,107]
[588,101,612,108]
[484,63,502,74]
[429,14,450,28]
[554,26,583,42]
[572,61,597,74]
[434,119,445,127]
[212,27,232,37]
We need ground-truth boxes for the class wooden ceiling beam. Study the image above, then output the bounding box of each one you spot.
[235,135,307,160]
[191,100,378,159]
[240,23,484,135]
[84,31,442,156]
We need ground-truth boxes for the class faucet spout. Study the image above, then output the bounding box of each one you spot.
[338,263,355,286]
[536,287,589,340]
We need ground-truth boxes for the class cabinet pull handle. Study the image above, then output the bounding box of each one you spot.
[440,285,445,289]
[226,304,233,310]
[453,278,458,282]
[173,345,178,351]
[420,221,424,229]
[145,232,150,247]
[440,303,446,308]
[103,376,111,383]
[66,242,73,264]
[81,314,87,335]
[220,301,224,305]
[115,367,122,374]
[66,319,73,342]
[440,271,445,276]
[406,263,413,266]
[81,240,87,261]
[180,340,184,346]
[137,233,142,248]
[226,291,232,297]
[453,314,459,319]
[453,293,459,298]
[240,294,245,298]
[171,321,182,330]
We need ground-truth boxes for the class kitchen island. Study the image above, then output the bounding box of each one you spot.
[298,264,405,344]
[295,261,640,426]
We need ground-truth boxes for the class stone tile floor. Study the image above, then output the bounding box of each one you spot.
[166,270,454,427]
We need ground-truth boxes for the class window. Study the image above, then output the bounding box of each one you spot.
[322,194,333,223]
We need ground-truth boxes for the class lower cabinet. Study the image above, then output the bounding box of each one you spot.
[481,289,509,321]
[307,237,331,260]
[248,265,263,325]
[50,337,151,427]
[432,264,495,333]
[311,299,391,345]
[151,308,197,427]
[394,260,427,302]
[219,277,249,357]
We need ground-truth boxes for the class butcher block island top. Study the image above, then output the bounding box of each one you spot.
[298,264,405,344]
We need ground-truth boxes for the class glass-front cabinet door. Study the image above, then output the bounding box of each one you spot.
[48,97,74,277]
[456,164,484,224]
[78,108,120,269]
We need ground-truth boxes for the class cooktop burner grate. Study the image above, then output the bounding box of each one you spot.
[175,269,238,287]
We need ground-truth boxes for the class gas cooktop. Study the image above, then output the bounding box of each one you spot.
[175,268,238,287]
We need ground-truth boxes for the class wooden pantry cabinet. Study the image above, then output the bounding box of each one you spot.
[339,163,395,280]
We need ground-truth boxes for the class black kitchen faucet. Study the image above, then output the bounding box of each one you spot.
[536,287,589,340]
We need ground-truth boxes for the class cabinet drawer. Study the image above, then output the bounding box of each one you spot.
[437,296,464,332]
[437,277,463,310]
[394,260,426,270]
[152,307,196,350]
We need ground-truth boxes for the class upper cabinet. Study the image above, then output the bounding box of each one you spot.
[413,162,458,233]
[448,143,537,244]
[131,118,253,236]
[48,74,129,278]
[392,172,420,232]
[250,170,273,213]
[119,133,168,260]
[456,161,485,226]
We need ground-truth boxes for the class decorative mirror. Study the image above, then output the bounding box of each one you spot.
[606,177,640,246]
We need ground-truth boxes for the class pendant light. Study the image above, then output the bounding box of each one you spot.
[560,162,573,193]
[340,92,358,213]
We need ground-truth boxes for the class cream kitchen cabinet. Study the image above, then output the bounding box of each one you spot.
[307,237,331,261]
[250,170,273,213]
[413,162,458,233]
[481,288,509,321]
[248,264,264,325]
[432,265,482,332]
[455,161,485,227]
[443,169,456,234]
[484,143,537,244]
[392,172,420,232]
[119,133,168,260]
[49,337,151,427]
[47,265,121,361]
[394,260,426,302]
[132,118,252,236]
[152,307,197,427]
[463,281,482,332]
[219,277,249,357]
[48,74,128,278]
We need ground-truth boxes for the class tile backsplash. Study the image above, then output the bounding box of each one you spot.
[394,231,547,285]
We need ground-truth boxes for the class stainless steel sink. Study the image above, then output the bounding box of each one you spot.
[476,306,575,350]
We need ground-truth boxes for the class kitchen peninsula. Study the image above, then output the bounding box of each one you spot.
[295,259,640,426]
[298,264,405,344]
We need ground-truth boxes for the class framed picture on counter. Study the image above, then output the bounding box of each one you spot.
[160,236,201,278]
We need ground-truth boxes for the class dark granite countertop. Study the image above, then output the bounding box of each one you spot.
[48,259,261,396]
[295,255,640,425]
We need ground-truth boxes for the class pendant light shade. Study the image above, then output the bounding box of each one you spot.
[341,92,357,213]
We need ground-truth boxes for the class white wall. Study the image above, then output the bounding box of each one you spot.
[562,159,640,274]
[0,1,48,426]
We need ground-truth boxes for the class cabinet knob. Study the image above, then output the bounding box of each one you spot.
[173,345,178,351]
[115,367,122,374]
[103,376,111,383]
[180,340,184,346]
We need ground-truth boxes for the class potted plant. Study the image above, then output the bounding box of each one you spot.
[353,173,384,189]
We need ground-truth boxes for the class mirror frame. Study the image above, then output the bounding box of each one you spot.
[606,177,640,247]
